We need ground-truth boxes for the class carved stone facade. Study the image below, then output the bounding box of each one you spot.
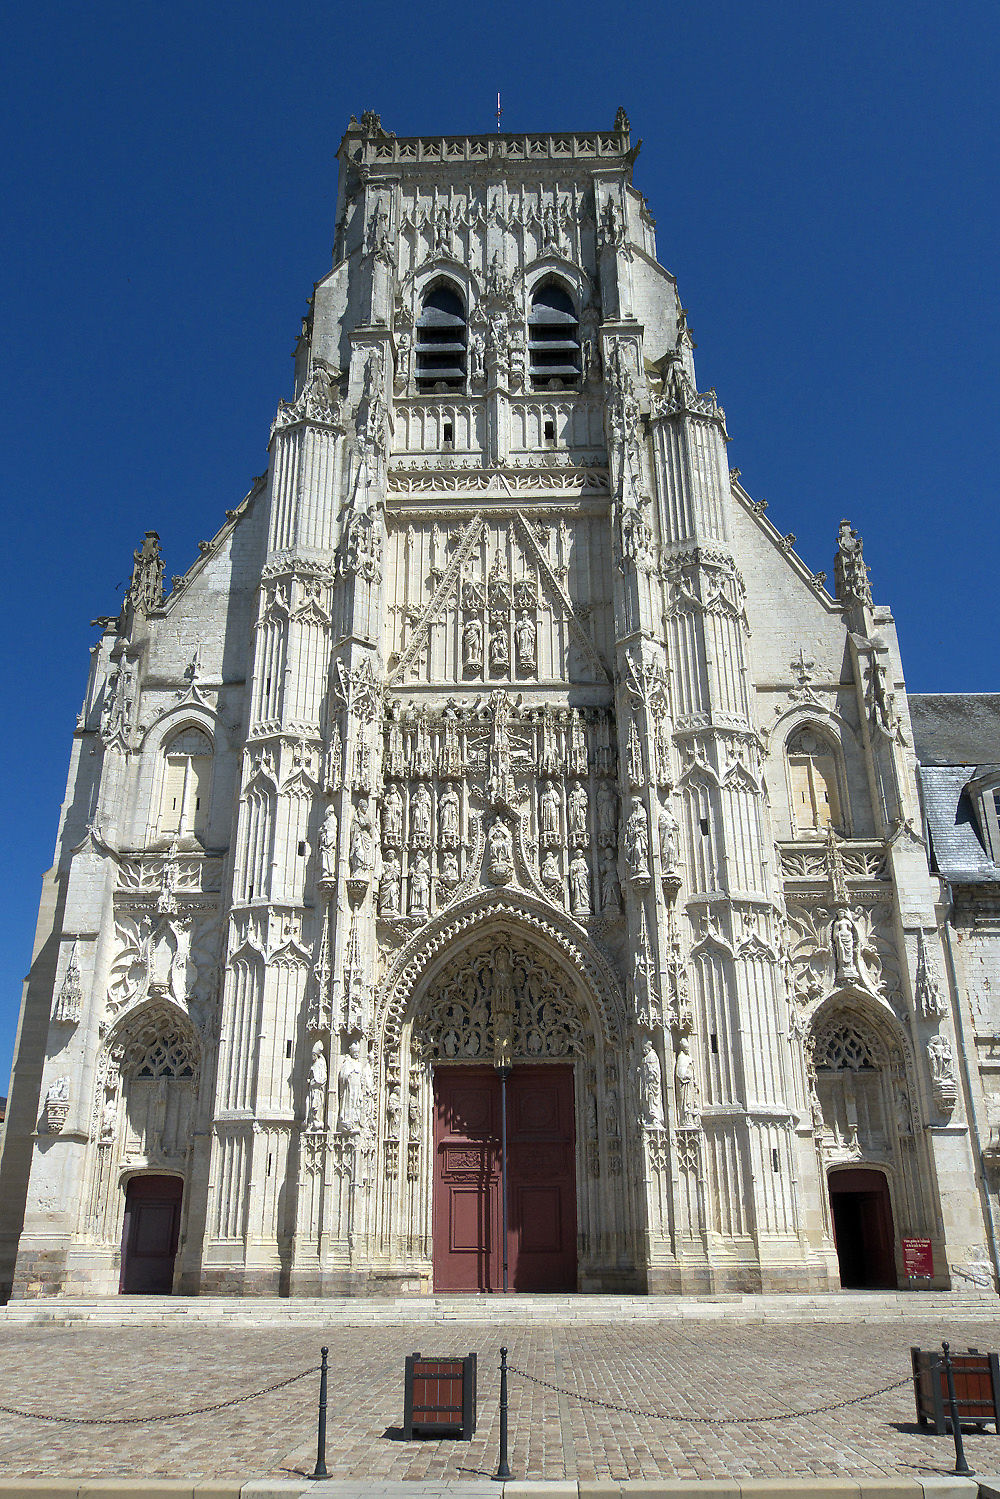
[0,113,993,1298]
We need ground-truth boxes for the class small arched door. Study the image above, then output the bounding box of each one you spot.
[828,1168,897,1289]
[119,1175,183,1294]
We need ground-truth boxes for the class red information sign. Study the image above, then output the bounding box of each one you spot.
[902,1236,933,1279]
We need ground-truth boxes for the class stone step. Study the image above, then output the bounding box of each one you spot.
[1,1288,998,1326]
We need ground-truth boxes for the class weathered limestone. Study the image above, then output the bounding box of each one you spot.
[0,110,994,1299]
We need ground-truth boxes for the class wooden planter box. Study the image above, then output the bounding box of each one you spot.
[403,1350,477,1439]
[911,1346,1000,1433]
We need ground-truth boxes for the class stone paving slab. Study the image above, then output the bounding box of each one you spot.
[0,1315,998,1484]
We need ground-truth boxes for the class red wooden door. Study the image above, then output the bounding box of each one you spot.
[433,1065,576,1292]
[119,1175,183,1294]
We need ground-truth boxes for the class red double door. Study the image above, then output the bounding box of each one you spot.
[433,1065,577,1292]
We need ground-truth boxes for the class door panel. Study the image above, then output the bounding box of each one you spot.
[433,1064,576,1292]
[120,1175,183,1294]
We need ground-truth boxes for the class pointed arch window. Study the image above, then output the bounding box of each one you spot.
[528,281,580,389]
[786,725,843,837]
[415,284,467,392]
[159,726,213,838]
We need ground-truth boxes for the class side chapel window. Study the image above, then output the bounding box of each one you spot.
[528,281,581,389]
[415,285,467,392]
[787,726,842,836]
[159,727,213,838]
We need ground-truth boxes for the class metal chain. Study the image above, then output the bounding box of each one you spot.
[507,1365,913,1425]
[0,1364,319,1425]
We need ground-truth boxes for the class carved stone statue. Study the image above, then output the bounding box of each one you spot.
[658,803,679,873]
[318,805,338,880]
[541,848,562,896]
[540,781,561,839]
[639,1038,664,1129]
[624,796,651,879]
[832,912,860,982]
[598,782,618,846]
[382,784,403,846]
[439,784,460,846]
[410,784,432,845]
[378,851,401,915]
[409,851,431,915]
[306,1041,327,1131]
[568,782,589,841]
[489,622,509,674]
[337,1039,365,1133]
[600,851,622,916]
[569,851,591,916]
[675,1037,697,1126]
[386,1086,402,1140]
[488,817,514,884]
[515,614,536,672]
[349,797,375,878]
[463,617,483,672]
[928,1033,956,1089]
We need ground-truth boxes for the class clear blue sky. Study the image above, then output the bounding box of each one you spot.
[1,0,997,1089]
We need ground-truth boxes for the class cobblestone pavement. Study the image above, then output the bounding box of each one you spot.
[0,1314,997,1483]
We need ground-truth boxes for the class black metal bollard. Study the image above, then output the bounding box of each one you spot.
[494,1345,512,1481]
[311,1345,329,1481]
[941,1341,973,1477]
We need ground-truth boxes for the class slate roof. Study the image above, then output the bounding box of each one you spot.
[908,693,1000,884]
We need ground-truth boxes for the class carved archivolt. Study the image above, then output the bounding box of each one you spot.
[377,889,625,1055]
[410,938,588,1064]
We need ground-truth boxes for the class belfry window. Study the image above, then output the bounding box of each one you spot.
[415,285,467,392]
[529,281,581,389]
[787,726,842,836]
[159,726,213,838]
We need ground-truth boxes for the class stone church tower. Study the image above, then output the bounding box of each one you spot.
[1,111,990,1297]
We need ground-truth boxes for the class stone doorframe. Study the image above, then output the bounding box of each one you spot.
[370,890,638,1290]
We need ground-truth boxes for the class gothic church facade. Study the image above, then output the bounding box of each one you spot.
[2,112,995,1297]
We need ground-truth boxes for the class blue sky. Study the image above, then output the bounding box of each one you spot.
[1,0,998,1088]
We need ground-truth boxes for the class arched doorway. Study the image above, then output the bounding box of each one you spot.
[378,910,632,1293]
[828,1168,896,1288]
[119,1175,184,1293]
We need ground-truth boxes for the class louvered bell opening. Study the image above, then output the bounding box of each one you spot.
[416,286,467,392]
[529,284,580,390]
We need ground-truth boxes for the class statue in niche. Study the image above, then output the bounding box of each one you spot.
[99,1088,117,1143]
[440,849,460,887]
[570,712,589,776]
[318,804,338,880]
[541,848,563,897]
[639,1038,664,1129]
[598,782,618,846]
[306,1041,328,1131]
[408,1091,422,1142]
[658,802,679,873]
[515,614,536,672]
[600,850,622,916]
[488,816,514,884]
[409,852,431,915]
[439,784,461,846]
[337,1039,366,1133]
[463,617,483,672]
[379,852,401,915]
[382,783,403,847]
[470,331,486,384]
[569,851,592,916]
[675,1037,697,1126]
[928,1033,956,1089]
[831,912,860,982]
[624,796,651,879]
[349,796,376,878]
[386,1086,402,1139]
[540,781,561,839]
[568,782,589,841]
[489,622,509,675]
[410,784,432,845]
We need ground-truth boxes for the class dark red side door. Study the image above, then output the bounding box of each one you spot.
[120,1175,183,1294]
